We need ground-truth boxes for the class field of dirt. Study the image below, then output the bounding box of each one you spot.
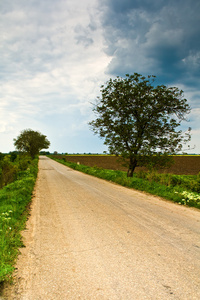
[54,155,200,175]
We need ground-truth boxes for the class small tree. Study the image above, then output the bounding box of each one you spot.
[89,73,191,177]
[14,129,50,159]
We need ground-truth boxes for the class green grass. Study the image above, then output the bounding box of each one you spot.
[50,156,200,209]
[0,157,38,283]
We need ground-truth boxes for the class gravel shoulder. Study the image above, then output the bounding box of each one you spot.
[2,156,200,299]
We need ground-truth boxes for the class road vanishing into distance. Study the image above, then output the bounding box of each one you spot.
[4,156,200,299]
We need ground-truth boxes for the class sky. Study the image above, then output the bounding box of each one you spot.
[1,0,200,154]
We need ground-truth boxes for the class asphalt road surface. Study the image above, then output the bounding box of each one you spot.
[4,156,200,299]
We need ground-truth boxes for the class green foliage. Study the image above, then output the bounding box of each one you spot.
[0,156,18,188]
[9,152,18,162]
[89,73,191,176]
[14,129,50,158]
[0,154,36,189]
[178,191,200,206]
[0,156,38,283]
[0,153,5,161]
[136,171,200,193]
[50,156,200,209]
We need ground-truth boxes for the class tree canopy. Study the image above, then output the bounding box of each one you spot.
[14,129,50,159]
[89,73,191,176]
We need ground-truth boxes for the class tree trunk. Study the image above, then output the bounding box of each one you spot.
[127,157,137,177]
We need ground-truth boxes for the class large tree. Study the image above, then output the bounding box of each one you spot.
[89,73,191,177]
[14,129,50,159]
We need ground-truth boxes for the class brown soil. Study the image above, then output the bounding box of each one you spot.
[55,155,200,175]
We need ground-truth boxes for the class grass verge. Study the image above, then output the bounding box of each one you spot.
[0,157,38,284]
[50,156,200,209]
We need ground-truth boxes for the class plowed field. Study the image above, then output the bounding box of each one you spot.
[54,155,200,175]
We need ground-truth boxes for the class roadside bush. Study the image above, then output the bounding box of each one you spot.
[0,154,36,189]
[9,152,18,162]
[0,156,38,283]
[0,153,5,161]
[136,171,200,193]
[17,155,32,171]
[0,156,18,188]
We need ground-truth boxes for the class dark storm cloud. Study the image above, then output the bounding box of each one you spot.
[100,0,200,86]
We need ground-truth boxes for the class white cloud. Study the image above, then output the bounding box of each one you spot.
[182,51,200,70]
[0,0,111,152]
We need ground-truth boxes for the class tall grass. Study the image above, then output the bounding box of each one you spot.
[0,156,38,283]
[50,156,200,209]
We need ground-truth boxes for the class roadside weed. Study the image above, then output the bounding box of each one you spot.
[178,191,200,206]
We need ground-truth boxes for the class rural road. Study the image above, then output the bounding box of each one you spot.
[4,156,200,299]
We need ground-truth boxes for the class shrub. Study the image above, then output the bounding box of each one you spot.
[0,156,18,188]
[0,156,38,283]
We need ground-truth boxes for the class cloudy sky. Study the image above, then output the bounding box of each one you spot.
[1,0,200,154]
